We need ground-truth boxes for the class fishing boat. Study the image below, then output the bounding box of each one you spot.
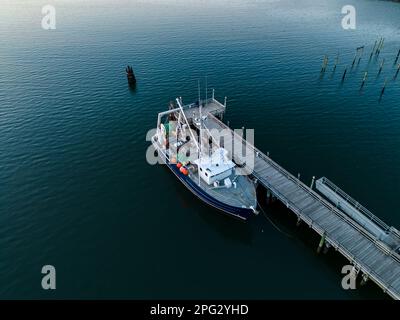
[151,90,257,220]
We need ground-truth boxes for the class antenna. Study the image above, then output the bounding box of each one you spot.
[205,75,208,102]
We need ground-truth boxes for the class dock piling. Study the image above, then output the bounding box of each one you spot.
[296,216,301,227]
[360,71,368,89]
[378,59,385,75]
[333,54,339,72]
[125,65,136,88]
[379,78,387,101]
[394,64,400,80]
[360,273,369,286]
[357,46,364,65]
[370,40,377,60]
[310,176,316,189]
[342,67,348,82]
[317,233,326,254]
[321,55,328,72]
[395,49,400,65]
[323,242,331,254]
[351,53,357,67]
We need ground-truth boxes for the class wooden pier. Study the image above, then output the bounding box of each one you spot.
[178,96,400,300]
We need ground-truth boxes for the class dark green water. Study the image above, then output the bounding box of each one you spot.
[1,0,399,299]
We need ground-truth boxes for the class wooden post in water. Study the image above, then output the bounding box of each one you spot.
[310,176,315,189]
[370,40,377,60]
[360,273,369,286]
[266,189,272,205]
[351,52,357,67]
[378,58,385,75]
[380,78,387,100]
[375,38,381,55]
[125,65,136,88]
[342,66,348,82]
[360,71,368,89]
[379,38,385,52]
[323,242,331,254]
[333,54,339,71]
[296,216,301,227]
[321,55,328,72]
[395,49,400,65]
[357,46,364,65]
[376,37,384,56]
[317,233,326,254]
[394,64,400,80]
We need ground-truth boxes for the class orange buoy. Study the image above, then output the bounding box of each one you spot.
[179,166,185,173]
[182,168,189,176]
[170,157,177,164]
[177,162,182,169]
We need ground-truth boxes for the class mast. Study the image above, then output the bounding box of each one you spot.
[176,98,199,152]
[198,80,202,186]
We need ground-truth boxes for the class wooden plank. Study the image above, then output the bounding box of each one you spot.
[309,206,332,221]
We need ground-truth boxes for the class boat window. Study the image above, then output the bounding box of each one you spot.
[200,168,203,171]
[205,172,208,177]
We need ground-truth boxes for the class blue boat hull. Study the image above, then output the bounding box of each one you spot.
[161,155,254,221]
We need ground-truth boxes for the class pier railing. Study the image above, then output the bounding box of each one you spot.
[317,177,391,232]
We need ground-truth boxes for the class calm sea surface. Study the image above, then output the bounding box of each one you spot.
[1,0,399,299]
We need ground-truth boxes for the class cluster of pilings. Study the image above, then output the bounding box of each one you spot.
[320,37,400,101]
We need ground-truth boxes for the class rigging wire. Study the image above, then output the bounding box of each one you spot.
[256,198,294,239]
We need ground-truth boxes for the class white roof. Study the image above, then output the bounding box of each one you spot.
[194,148,235,177]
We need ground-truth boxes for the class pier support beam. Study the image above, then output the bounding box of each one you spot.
[360,273,369,286]
[323,242,331,254]
[296,216,301,227]
[266,189,272,205]
[310,176,315,189]
[317,233,326,254]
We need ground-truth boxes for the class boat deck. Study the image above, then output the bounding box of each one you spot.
[173,137,257,210]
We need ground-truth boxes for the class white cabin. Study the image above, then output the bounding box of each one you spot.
[194,148,235,185]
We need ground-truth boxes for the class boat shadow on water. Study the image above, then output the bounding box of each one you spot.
[197,207,254,246]
[171,181,254,246]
